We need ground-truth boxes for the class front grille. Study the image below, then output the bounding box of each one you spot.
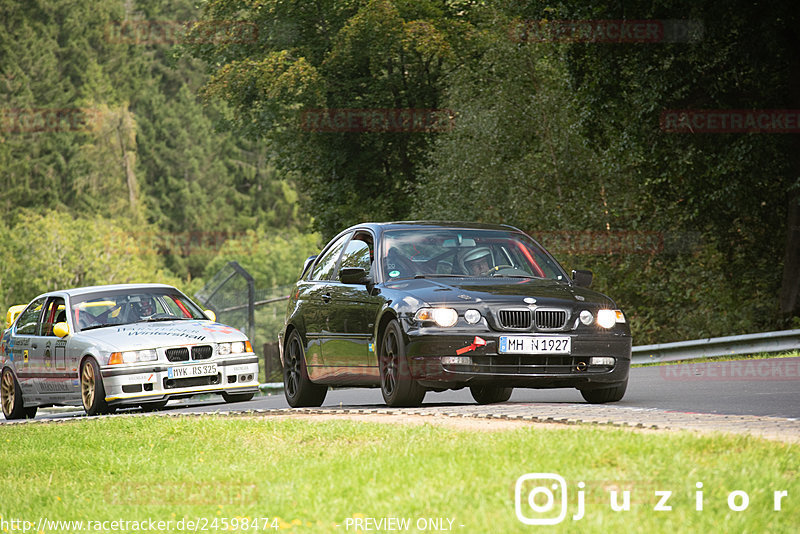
[497,309,532,329]
[192,345,213,360]
[166,347,189,362]
[535,309,567,330]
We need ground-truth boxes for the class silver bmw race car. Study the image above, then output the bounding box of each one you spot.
[0,284,259,419]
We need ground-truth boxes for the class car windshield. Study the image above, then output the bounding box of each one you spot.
[70,288,207,332]
[381,228,567,281]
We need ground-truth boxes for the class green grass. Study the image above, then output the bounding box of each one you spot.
[0,416,797,533]
[633,350,799,367]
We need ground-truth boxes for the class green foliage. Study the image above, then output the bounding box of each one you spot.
[187,0,480,238]
[0,210,181,314]
[202,229,321,289]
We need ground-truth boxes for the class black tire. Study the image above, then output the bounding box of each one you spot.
[470,385,513,404]
[580,380,628,404]
[81,358,112,416]
[221,391,255,403]
[380,320,426,407]
[283,330,327,407]
[140,400,169,412]
[1,368,36,420]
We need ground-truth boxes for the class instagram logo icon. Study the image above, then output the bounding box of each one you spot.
[515,473,569,525]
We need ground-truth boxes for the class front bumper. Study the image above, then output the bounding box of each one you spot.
[101,355,260,405]
[405,331,631,389]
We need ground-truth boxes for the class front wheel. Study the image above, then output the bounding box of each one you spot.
[221,391,255,403]
[283,330,327,407]
[380,320,425,407]
[1,368,36,420]
[470,385,512,404]
[580,380,628,404]
[81,358,113,416]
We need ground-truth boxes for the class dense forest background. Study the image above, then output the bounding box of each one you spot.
[1,0,798,345]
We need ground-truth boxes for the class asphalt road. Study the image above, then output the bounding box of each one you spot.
[21,356,800,422]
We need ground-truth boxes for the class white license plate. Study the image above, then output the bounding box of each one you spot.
[168,363,218,379]
[498,336,571,354]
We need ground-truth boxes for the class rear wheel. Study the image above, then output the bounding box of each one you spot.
[380,320,425,407]
[1,368,36,420]
[81,358,113,416]
[283,330,327,407]
[580,380,628,404]
[469,385,513,404]
[221,391,255,403]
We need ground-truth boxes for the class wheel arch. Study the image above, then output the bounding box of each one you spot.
[375,308,401,350]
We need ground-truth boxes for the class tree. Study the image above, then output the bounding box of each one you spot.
[186,0,481,238]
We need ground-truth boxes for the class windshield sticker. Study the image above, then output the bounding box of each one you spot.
[389,270,400,278]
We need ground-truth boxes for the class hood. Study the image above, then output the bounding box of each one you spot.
[383,277,615,308]
[77,320,246,350]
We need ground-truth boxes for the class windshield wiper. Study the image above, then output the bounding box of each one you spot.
[80,323,121,331]
[413,273,465,279]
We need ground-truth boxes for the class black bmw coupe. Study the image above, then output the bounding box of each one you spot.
[279,222,631,407]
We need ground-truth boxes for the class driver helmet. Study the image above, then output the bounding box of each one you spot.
[463,247,493,274]
[135,297,155,318]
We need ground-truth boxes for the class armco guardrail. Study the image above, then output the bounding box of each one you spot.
[631,329,800,364]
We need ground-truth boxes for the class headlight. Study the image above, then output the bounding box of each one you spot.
[596,309,625,328]
[414,308,458,327]
[109,349,157,364]
[219,341,253,355]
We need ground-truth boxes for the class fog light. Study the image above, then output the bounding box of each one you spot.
[579,310,593,325]
[464,309,482,324]
[590,357,615,366]
[442,356,472,365]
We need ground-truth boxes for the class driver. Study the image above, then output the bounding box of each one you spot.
[463,247,493,276]
[132,297,156,320]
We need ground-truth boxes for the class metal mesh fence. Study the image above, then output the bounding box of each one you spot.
[194,261,290,383]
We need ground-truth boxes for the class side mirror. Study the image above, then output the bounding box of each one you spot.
[53,322,70,338]
[572,269,593,288]
[340,267,368,285]
[204,310,217,322]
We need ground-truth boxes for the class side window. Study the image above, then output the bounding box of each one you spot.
[41,297,66,337]
[339,234,373,275]
[15,298,46,336]
[310,233,351,281]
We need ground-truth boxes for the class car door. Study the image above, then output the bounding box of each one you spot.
[37,296,76,400]
[301,232,352,369]
[10,297,47,400]
[321,230,384,370]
